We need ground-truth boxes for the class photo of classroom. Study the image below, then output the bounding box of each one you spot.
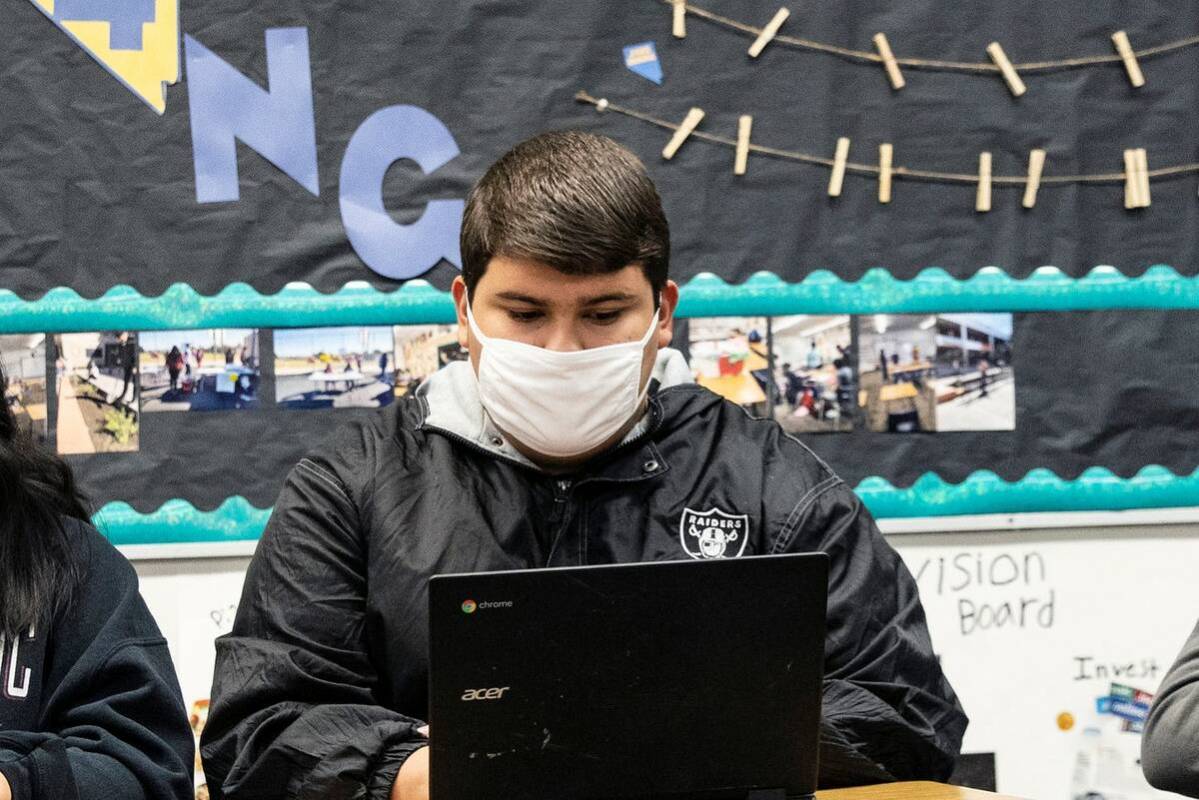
[392,324,466,398]
[53,331,139,454]
[686,317,771,417]
[0,334,48,443]
[858,314,1015,433]
[770,315,855,433]
[931,314,1015,431]
[275,326,396,409]
[139,330,261,412]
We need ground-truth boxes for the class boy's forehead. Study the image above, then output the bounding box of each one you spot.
[475,256,653,304]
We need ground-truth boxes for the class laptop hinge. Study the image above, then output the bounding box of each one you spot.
[746,790,787,800]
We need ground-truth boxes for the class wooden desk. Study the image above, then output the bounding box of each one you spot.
[890,360,933,377]
[697,373,767,405]
[817,781,1025,800]
[878,383,918,403]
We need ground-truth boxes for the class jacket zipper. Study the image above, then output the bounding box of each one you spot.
[419,400,667,566]
[545,479,574,566]
[423,426,579,565]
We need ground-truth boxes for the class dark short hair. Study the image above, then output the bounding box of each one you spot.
[460,131,669,303]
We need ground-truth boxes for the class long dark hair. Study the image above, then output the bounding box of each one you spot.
[0,364,88,635]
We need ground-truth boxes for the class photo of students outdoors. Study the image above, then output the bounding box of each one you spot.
[275,326,396,409]
[392,325,467,398]
[770,315,854,433]
[1,334,48,443]
[858,314,1015,433]
[687,317,771,417]
[53,331,139,454]
[138,329,260,412]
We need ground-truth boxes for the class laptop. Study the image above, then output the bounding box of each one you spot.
[428,553,829,800]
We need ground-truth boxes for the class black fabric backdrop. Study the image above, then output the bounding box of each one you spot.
[4,0,1199,512]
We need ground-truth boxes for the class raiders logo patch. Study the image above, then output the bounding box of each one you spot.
[679,507,750,560]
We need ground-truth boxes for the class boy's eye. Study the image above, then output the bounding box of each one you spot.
[507,310,543,322]
[588,310,623,324]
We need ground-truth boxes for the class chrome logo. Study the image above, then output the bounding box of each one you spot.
[461,599,477,614]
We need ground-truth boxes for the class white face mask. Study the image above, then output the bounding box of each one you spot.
[466,300,660,459]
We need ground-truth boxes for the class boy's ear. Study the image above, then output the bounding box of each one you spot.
[452,277,470,350]
[657,280,680,347]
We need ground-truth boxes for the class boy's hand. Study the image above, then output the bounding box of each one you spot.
[390,726,431,800]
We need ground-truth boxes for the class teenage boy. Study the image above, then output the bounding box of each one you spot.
[202,131,967,800]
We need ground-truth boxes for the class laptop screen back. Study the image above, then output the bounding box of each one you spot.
[428,553,829,800]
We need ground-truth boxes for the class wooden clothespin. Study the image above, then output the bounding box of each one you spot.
[976,152,992,213]
[878,143,893,204]
[987,42,1026,97]
[1111,31,1145,88]
[1123,149,1150,209]
[872,33,905,90]
[1123,149,1138,209]
[1023,149,1046,209]
[1136,148,1151,207]
[735,115,753,175]
[748,8,790,58]
[662,107,705,160]
[672,0,687,39]
[828,137,851,197]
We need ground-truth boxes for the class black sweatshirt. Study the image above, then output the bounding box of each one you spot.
[0,518,194,799]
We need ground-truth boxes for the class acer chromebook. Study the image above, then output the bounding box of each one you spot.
[428,553,829,800]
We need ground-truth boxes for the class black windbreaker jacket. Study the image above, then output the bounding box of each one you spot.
[201,354,967,798]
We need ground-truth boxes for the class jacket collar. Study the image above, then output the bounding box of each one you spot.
[415,348,694,479]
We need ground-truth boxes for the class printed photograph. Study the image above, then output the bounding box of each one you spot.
[929,314,1015,431]
[54,331,140,454]
[138,329,260,412]
[858,314,1015,433]
[275,326,396,409]
[687,317,771,416]
[770,315,854,433]
[0,334,49,443]
[392,324,466,398]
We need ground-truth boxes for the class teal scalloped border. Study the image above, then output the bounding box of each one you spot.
[91,467,1199,545]
[855,465,1199,518]
[92,496,271,546]
[4,266,1199,333]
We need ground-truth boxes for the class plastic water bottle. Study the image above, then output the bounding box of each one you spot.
[1071,727,1103,800]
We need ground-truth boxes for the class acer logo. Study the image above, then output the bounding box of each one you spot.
[461,686,510,702]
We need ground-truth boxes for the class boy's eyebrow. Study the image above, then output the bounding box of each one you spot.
[494,291,550,306]
[581,292,639,306]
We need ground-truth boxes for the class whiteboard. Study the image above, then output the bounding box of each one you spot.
[891,524,1199,799]
[135,557,251,710]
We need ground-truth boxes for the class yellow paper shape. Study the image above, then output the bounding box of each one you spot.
[39,0,179,114]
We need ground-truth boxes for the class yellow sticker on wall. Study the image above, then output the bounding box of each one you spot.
[26,0,180,114]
